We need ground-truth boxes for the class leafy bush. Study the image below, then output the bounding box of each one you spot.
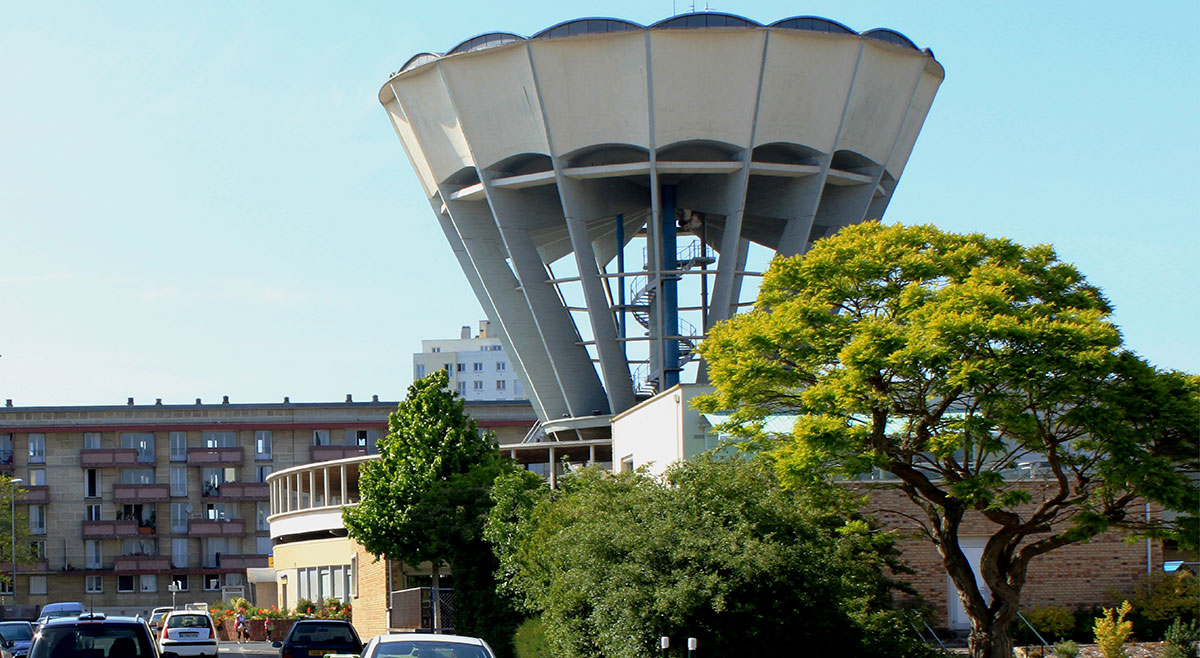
[1161,618,1200,658]
[1093,600,1133,658]
[1015,606,1076,644]
[1111,571,1200,640]
[513,617,551,658]
[293,598,316,617]
[1052,640,1079,658]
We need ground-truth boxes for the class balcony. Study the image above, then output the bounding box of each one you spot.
[203,481,269,501]
[187,447,244,466]
[81,448,139,468]
[83,520,150,538]
[17,485,49,504]
[217,554,269,569]
[189,518,245,536]
[113,555,171,572]
[18,559,49,572]
[113,484,171,503]
[310,445,367,462]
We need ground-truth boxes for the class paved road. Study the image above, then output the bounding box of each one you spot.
[217,640,278,656]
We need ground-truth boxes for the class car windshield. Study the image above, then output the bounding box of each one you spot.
[375,641,490,658]
[30,625,155,658]
[290,623,357,644]
[166,615,209,628]
[0,624,33,641]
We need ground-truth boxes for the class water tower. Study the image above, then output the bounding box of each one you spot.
[380,14,943,440]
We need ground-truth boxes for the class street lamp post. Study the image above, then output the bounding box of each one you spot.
[660,636,669,658]
[10,478,22,607]
[688,637,697,657]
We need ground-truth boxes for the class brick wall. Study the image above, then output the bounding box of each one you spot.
[861,485,1160,625]
[351,540,391,639]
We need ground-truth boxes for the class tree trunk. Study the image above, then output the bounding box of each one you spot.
[968,624,1014,658]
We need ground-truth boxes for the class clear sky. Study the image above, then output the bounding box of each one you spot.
[2,0,1196,407]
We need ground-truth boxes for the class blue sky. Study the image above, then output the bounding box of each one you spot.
[1,1,1196,406]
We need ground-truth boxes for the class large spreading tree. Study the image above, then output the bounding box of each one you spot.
[696,222,1199,658]
[343,370,519,657]
[486,456,940,658]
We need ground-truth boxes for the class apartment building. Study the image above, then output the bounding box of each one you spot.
[0,395,535,615]
[413,321,525,402]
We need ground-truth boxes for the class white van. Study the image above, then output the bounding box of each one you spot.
[34,602,84,630]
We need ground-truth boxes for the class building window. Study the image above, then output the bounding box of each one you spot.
[256,502,270,531]
[117,575,135,593]
[170,432,188,461]
[172,574,189,592]
[496,380,507,390]
[172,538,189,569]
[121,432,155,462]
[430,347,440,353]
[30,540,46,559]
[120,468,155,485]
[28,434,46,463]
[170,467,187,497]
[0,580,10,595]
[85,540,103,569]
[123,538,157,556]
[83,432,102,450]
[456,363,465,372]
[85,468,102,498]
[256,536,272,555]
[203,574,220,591]
[457,382,466,396]
[312,430,330,446]
[203,431,236,448]
[202,467,235,496]
[255,431,272,459]
[473,362,483,372]
[171,503,190,533]
[350,555,358,598]
[29,575,47,595]
[416,364,426,378]
[497,362,507,371]
[140,574,157,592]
[0,434,13,465]
[86,575,103,593]
[255,465,273,483]
[29,505,46,534]
[29,468,46,486]
[85,504,102,522]
[473,381,484,391]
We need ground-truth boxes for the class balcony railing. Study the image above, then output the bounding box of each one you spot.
[113,555,170,571]
[310,445,367,462]
[81,449,139,468]
[17,485,49,504]
[113,484,171,503]
[189,518,245,536]
[216,554,269,569]
[187,447,244,466]
[17,559,49,572]
[82,520,148,538]
[203,481,269,501]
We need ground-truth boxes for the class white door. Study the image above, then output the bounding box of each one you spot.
[948,537,992,629]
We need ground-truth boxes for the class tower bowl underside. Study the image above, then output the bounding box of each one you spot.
[381,17,943,431]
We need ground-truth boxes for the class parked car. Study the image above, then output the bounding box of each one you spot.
[0,621,34,658]
[33,603,83,632]
[272,619,362,658]
[360,633,496,658]
[157,610,218,658]
[147,607,173,636]
[28,612,159,658]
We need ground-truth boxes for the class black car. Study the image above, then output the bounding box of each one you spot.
[273,619,362,658]
[29,613,159,658]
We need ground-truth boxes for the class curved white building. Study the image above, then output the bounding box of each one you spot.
[381,14,944,438]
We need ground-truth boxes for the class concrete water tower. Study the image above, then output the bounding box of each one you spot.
[380,14,943,440]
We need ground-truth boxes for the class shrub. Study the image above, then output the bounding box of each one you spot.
[1112,571,1200,640]
[1016,606,1076,644]
[513,617,552,658]
[1161,618,1200,658]
[293,598,316,617]
[1093,600,1133,658]
[1052,640,1079,658]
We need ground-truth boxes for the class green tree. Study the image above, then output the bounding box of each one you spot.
[697,222,1200,658]
[0,476,34,599]
[343,370,518,656]
[487,455,937,658]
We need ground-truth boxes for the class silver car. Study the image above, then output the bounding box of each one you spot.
[360,633,496,658]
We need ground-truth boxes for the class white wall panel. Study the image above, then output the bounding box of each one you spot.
[441,45,550,171]
[754,33,860,152]
[886,65,943,178]
[383,99,439,198]
[390,68,473,184]
[650,30,765,151]
[837,43,926,163]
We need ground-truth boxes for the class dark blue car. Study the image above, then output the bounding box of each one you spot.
[0,621,34,658]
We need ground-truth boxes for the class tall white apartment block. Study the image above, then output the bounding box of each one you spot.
[413,321,525,401]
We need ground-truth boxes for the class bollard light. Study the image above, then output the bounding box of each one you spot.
[660,636,669,657]
[688,637,697,656]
